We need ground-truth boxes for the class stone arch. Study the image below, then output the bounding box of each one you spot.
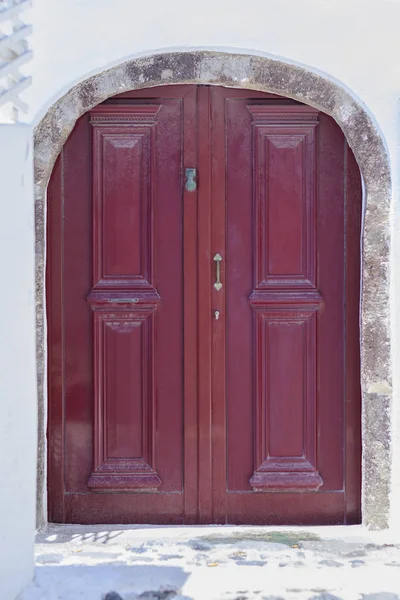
[34,51,392,529]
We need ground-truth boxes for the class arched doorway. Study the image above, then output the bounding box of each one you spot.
[46,84,362,524]
[35,51,393,530]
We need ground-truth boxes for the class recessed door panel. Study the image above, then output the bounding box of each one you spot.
[249,106,317,287]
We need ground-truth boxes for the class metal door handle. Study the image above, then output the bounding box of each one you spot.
[213,253,223,291]
[214,310,220,320]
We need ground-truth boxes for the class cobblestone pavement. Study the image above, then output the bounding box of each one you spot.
[18,525,400,600]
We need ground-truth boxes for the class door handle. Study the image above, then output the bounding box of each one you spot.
[213,253,223,291]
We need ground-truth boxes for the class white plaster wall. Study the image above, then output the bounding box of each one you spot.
[24,1,400,137]
[24,0,400,529]
[0,125,36,599]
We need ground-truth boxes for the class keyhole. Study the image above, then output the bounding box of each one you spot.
[214,310,220,320]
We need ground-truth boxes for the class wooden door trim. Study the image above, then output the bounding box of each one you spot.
[344,143,362,523]
[210,86,228,523]
[197,85,213,523]
[46,153,65,523]
[181,85,199,523]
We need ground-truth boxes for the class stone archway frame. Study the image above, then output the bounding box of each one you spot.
[34,51,392,529]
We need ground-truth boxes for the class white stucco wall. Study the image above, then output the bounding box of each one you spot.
[0,124,36,600]
[19,0,400,530]
[24,1,400,140]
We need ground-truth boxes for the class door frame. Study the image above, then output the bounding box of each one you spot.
[36,51,392,530]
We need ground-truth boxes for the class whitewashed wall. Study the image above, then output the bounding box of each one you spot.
[0,3,36,598]
[0,124,36,600]
[22,0,400,531]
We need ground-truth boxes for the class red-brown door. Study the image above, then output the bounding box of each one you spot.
[47,85,361,524]
[209,87,361,524]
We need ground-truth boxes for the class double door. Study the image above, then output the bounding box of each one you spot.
[47,85,361,524]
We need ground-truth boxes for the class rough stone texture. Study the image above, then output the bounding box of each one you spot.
[33,51,392,530]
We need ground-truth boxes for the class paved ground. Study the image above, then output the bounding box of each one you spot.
[19,525,400,600]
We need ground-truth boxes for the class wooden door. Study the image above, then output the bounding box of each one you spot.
[209,87,361,524]
[47,85,361,525]
[47,86,199,523]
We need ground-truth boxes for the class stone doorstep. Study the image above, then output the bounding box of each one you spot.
[35,524,400,546]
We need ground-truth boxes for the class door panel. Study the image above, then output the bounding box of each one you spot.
[249,105,317,288]
[47,84,361,525]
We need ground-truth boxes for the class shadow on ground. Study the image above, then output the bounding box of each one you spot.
[18,564,190,600]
